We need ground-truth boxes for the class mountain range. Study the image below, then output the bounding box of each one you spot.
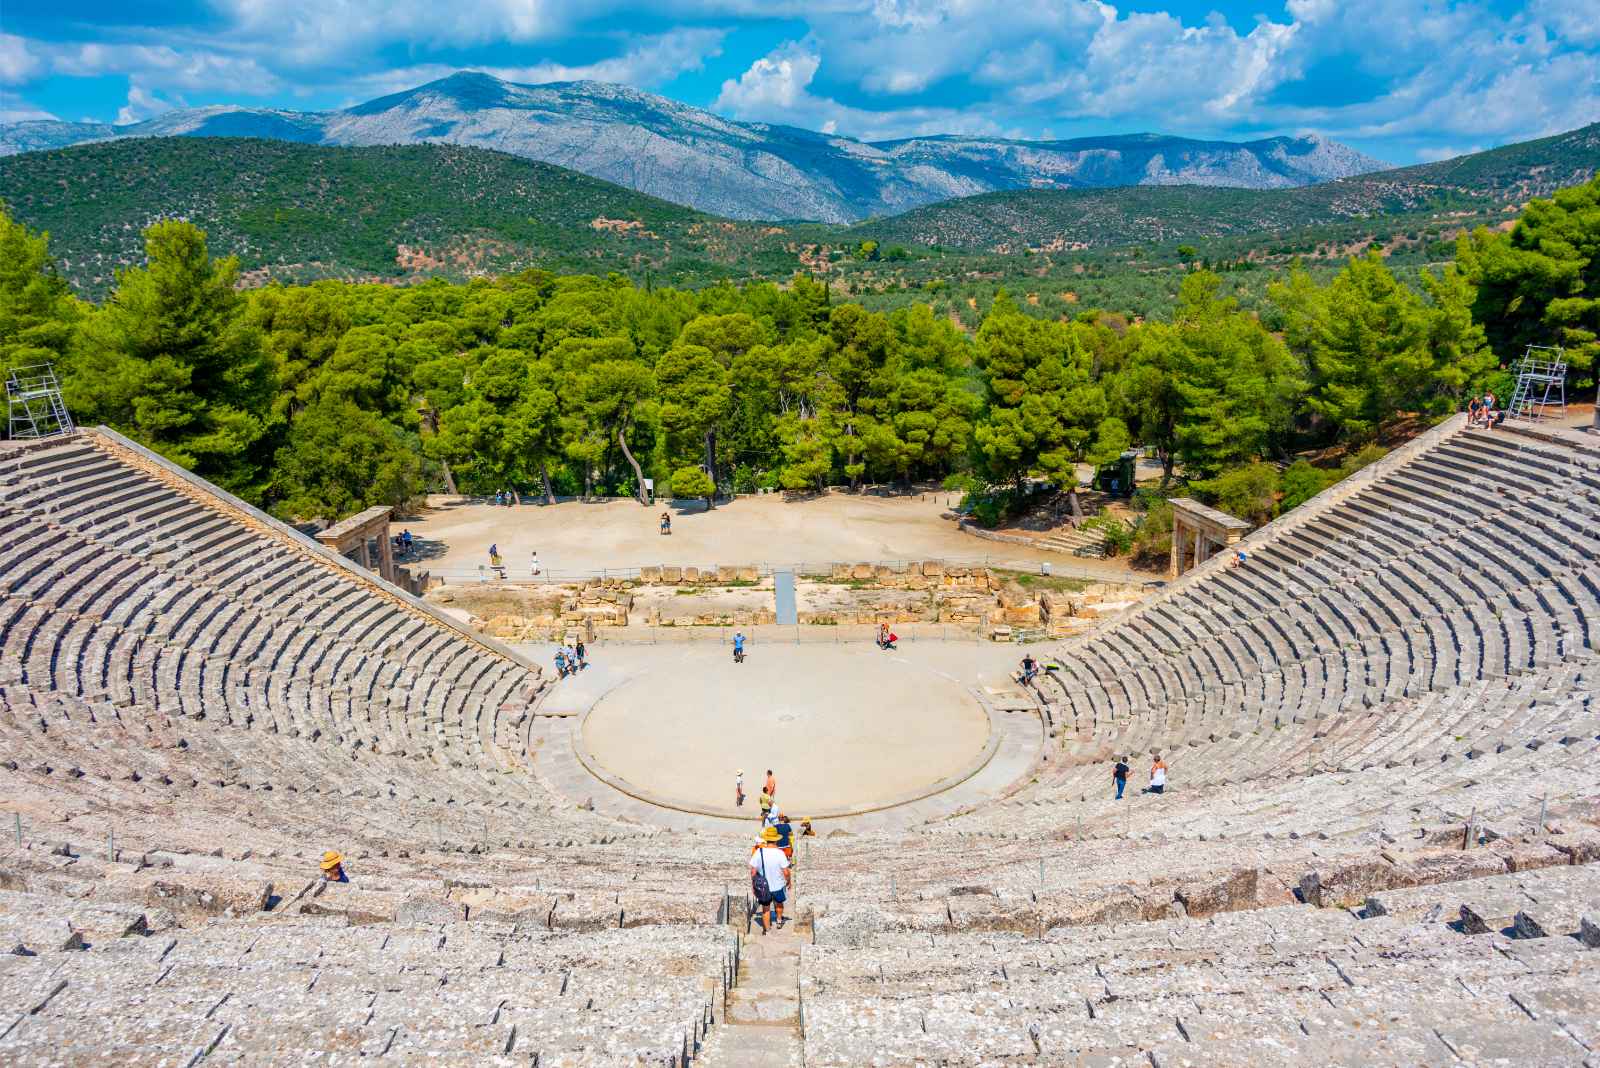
[0,71,1387,223]
[855,121,1600,251]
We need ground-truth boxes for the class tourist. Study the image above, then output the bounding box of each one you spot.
[1148,754,1167,795]
[883,630,898,651]
[530,551,541,577]
[320,850,347,882]
[758,790,773,821]
[733,631,746,663]
[554,648,568,679]
[877,622,890,649]
[1113,757,1129,800]
[574,638,586,670]
[774,811,796,891]
[749,826,790,933]
[1019,654,1038,684]
[1468,394,1485,427]
[1482,390,1498,430]
[1232,549,1248,568]
[660,511,672,535]
[774,812,793,856]
[489,542,499,562]
[735,770,745,808]
[764,769,777,800]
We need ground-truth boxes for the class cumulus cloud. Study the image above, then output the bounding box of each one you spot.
[0,34,43,85]
[116,84,182,124]
[714,39,1004,140]
[2,0,1597,160]
[714,41,823,115]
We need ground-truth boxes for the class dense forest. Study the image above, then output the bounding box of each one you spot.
[1,176,1595,547]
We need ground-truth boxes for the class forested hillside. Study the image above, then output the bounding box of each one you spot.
[0,138,805,296]
[856,123,1600,252]
[3,176,1593,557]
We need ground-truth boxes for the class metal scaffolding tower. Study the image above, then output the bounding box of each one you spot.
[5,363,74,440]
[1507,345,1567,422]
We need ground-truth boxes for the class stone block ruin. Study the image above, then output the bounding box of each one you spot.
[0,413,1598,1065]
[430,558,1146,639]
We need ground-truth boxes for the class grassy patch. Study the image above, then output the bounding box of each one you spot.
[996,569,1092,593]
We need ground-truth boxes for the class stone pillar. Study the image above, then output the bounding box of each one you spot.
[378,526,395,583]
[1193,528,1203,570]
[1197,534,1210,566]
[1170,516,1184,578]
[357,538,371,570]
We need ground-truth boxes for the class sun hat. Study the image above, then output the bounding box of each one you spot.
[320,850,343,870]
[761,826,779,843]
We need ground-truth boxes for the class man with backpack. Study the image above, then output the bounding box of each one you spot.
[749,826,790,933]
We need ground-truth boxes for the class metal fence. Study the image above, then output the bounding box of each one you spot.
[421,553,1125,586]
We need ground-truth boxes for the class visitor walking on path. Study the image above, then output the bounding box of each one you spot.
[735,770,745,808]
[574,639,586,670]
[733,631,746,663]
[554,648,568,679]
[764,769,776,800]
[1113,757,1129,800]
[774,812,796,892]
[749,826,790,933]
[1148,754,1167,795]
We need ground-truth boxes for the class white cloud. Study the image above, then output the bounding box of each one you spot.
[0,34,43,85]
[713,39,1004,140]
[116,84,181,124]
[338,28,726,101]
[1,0,1596,161]
[714,41,822,114]
[0,92,55,123]
[1531,0,1600,45]
[209,0,580,64]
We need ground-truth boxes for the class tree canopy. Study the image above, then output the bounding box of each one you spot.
[1,175,1589,528]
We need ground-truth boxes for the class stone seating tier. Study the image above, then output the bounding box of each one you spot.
[2,423,1599,1063]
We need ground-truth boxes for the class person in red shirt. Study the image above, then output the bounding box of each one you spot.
[764,769,776,800]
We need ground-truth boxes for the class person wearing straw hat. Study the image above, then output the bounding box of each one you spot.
[735,770,745,808]
[320,850,347,882]
[749,825,790,933]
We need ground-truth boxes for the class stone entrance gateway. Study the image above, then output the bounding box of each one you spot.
[315,505,395,582]
[1167,497,1251,578]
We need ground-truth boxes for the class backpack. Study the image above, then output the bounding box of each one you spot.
[751,849,772,903]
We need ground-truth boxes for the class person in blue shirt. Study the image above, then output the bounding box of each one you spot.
[732,631,746,663]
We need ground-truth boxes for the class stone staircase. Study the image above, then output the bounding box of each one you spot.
[699,907,806,1068]
[1035,525,1107,558]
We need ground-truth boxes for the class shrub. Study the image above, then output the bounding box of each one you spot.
[1131,499,1173,570]
[670,465,715,502]
[1339,443,1387,476]
[1279,460,1332,512]
[1192,462,1279,526]
[1084,514,1134,556]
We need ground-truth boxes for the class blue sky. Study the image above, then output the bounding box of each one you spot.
[2,1,1597,162]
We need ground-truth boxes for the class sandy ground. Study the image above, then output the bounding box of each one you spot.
[577,644,993,814]
[399,490,1136,582]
